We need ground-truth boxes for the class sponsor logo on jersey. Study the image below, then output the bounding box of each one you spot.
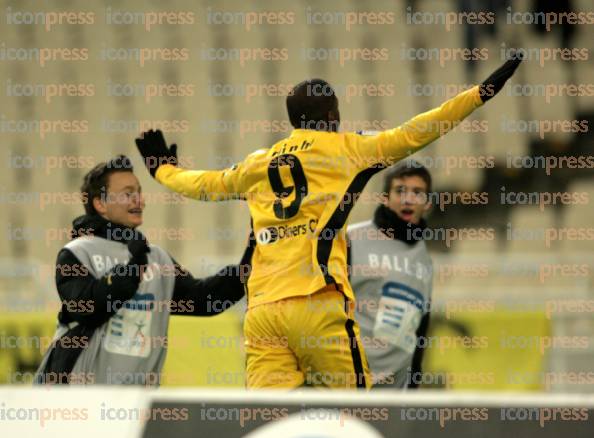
[256,220,317,245]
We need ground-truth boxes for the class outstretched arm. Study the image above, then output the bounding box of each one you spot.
[155,164,239,201]
[353,51,524,167]
[169,240,252,316]
[170,262,245,316]
[134,129,252,201]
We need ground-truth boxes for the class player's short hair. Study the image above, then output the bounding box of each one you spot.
[382,160,432,195]
[286,79,339,131]
[81,155,134,215]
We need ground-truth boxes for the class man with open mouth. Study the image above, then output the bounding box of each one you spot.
[347,161,433,389]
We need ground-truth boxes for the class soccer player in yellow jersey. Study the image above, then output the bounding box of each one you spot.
[135,53,523,389]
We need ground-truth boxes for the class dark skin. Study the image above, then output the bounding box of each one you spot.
[327,101,340,132]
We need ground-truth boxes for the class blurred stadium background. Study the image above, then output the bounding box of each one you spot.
[0,0,593,401]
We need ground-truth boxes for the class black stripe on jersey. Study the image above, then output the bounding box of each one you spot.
[345,317,367,389]
[242,219,257,306]
[346,235,352,282]
[316,166,385,285]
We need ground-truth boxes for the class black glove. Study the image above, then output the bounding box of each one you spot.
[134,129,178,177]
[479,49,524,103]
[109,230,151,294]
[127,229,150,265]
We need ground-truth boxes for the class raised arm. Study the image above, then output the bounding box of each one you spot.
[352,51,524,167]
[155,165,238,201]
[135,129,248,201]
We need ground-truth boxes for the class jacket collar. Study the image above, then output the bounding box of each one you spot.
[70,214,137,243]
[372,205,427,245]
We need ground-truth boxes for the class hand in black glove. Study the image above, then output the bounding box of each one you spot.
[109,230,151,294]
[127,229,151,266]
[134,129,178,178]
[479,49,524,103]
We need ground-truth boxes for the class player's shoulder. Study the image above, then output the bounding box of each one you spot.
[341,130,373,142]
[355,130,382,136]
[228,148,269,173]
[342,130,381,137]
[343,130,382,152]
[242,148,269,164]
[247,148,269,158]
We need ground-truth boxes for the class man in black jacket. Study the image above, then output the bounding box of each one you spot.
[35,155,247,385]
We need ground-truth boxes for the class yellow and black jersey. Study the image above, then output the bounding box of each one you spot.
[155,85,483,308]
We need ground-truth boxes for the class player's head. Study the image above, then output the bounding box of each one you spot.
[382,161,432,224]
[287,79,340,132]
[81,155,145,228]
